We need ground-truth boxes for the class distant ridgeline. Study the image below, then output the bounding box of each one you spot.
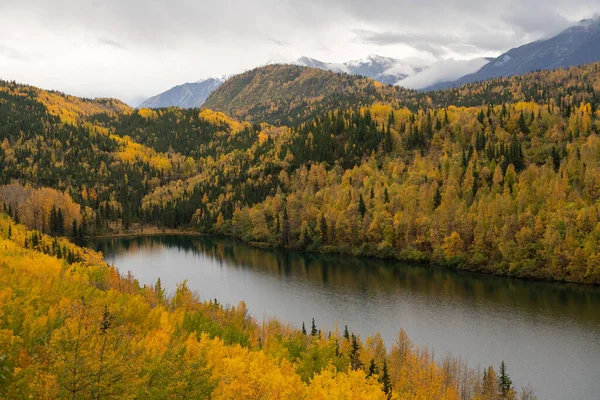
[1,62,600,284]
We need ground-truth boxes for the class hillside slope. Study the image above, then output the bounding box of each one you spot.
[3,63,600,284]
[203,64,399,125]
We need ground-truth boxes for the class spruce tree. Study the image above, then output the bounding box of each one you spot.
[433,186,442,209]
[367,359,378,377]
[498,361,513,398]
[350,334,363,370]
[518,111,529,134]
[319,214,327,244]
[311,318,318,336]
[359,194,366,218]
[379,359,392,399]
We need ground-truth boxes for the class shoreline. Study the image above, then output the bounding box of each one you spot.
[86,228,599,288]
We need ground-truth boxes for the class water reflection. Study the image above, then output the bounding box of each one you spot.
[91,235,600,400]
[94,235,600,327]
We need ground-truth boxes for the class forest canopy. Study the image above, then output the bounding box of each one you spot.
[2,62,600,286]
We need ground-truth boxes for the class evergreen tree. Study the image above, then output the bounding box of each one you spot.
[350,334,363,370]
[310,318,318,336]
[367,359,378,378]
[433,186,442,209]
[551,146,561,172]
[379,359,392,399]
[517,111,529,134]
[359,194,366,218]
[498,361,513,398]
[71,219,78,238]
[319,214,327,244]
[302,322,306,335]
[50,206,57,234]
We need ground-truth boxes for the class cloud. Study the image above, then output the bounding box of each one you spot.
[97,37,126,50]
[0,43,29,60]
[355,30,460,58]
[398,57,491,89]
[0,0,597,103]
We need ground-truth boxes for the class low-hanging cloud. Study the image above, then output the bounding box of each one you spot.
[399,57,491,89]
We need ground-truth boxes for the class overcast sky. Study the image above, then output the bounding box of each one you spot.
[0,0,597,105]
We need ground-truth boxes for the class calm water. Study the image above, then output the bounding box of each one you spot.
[91,235,600,400]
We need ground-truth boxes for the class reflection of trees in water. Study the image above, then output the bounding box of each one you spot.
[92,235,600,325]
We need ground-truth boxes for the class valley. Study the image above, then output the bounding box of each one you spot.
[2,42,600,398]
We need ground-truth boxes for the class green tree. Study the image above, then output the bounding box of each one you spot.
[350,334,362,370]
[359,194,367,218]
[367,358,378,378]
[498,361,513,399]
[379,359,392,399]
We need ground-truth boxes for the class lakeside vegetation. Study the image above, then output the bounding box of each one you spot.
[0,213,535,399]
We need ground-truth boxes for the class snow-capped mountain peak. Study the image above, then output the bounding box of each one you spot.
[292,54,423,85]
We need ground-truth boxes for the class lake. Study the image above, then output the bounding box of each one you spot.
[91,235,600,400]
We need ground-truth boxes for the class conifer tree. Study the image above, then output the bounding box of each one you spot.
[359,194,366,218]
[350,334,362,370]
[379,359,392,399]
[319,214,327,244]
[367,359,378,377]
[498,361,513,398]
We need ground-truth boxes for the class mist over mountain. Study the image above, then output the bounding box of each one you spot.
[293,54,425,85]
[136,17,600,109]
[137,54,425,109]
[428,17,600,90]
[137,54,461,109]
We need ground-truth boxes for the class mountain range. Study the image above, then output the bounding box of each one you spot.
[136,54,425,109]
[293,54,425,85]
[428,17,600,90]
[137,16,600,109]
[136,54,478,109]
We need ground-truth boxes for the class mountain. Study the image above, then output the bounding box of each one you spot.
[293,54,424,85]
[429,17,600,90]
[203,64,402,125]
[138,55,426,110]
[137,76,225,108]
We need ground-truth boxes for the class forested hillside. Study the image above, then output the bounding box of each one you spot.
[0,213,534,399]
[203,64,401,125]
[147,64,600,284]
[2,62,600,284]
[0,80,241,232]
